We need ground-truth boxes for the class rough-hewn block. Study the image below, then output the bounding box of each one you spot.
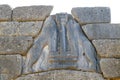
[16,70,105,80]
[0,36,33,55]
[0,21,43,37]
[71,7,110,24]
[0,5,12,21]
[100,59,120,78]
[92,40,120,58]
[0,55,22,80]
[13,5,53,21]
[82,24,120,40]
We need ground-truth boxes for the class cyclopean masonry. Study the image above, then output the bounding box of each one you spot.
[0,5,120,80]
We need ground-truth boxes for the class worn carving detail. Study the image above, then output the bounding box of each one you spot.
[23,16,57,73]
[23,13,99,74]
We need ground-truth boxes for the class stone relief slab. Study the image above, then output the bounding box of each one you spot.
[23,13,99,74]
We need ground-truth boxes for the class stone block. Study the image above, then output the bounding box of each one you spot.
[0,36,33,55]
[0,21,43,37]
[0,5,12,21]
[71,7,110,24]
[13,5,53,21]
[92,40,120,58]
[16,70,105,80]
[100,59,120,78]
[0,55,22,80]
[82,24,120,40]
[23,14,99,74]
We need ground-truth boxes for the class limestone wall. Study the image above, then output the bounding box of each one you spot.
[0,4,119,80]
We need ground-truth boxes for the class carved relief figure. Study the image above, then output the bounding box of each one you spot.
[23,13,99,74]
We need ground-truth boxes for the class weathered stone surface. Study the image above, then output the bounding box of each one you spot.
[100,59,120,78]
[82,24,120,40]
[23,13,99,74]
[16,70,105,80]
[0,55,22,80]
[0,36,33,55]
[0,21,43,37]
[109,78,120,80]
[92,40,120,58]
[13,5,53,21]
[0,5,12,21]
[71,7,110,24]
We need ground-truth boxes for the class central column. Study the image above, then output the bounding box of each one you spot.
[49,14,77,69]
[57,14,67,53]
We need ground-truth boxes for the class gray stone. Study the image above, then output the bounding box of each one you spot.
[71,7,110,24]
[23,13,99,74]
[92,40,120,58]
[0,21,43,37]
[16,70,105,80]
[0,5,12,21]
[82,24,120,40]
[100,59,120,78]
[23,16,57,74]
[0,36,33,55]
[13,5,53,21]
[65,15,99,72]
[0,55,22,80]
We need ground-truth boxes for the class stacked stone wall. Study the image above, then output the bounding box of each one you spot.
[0,4,119,80]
